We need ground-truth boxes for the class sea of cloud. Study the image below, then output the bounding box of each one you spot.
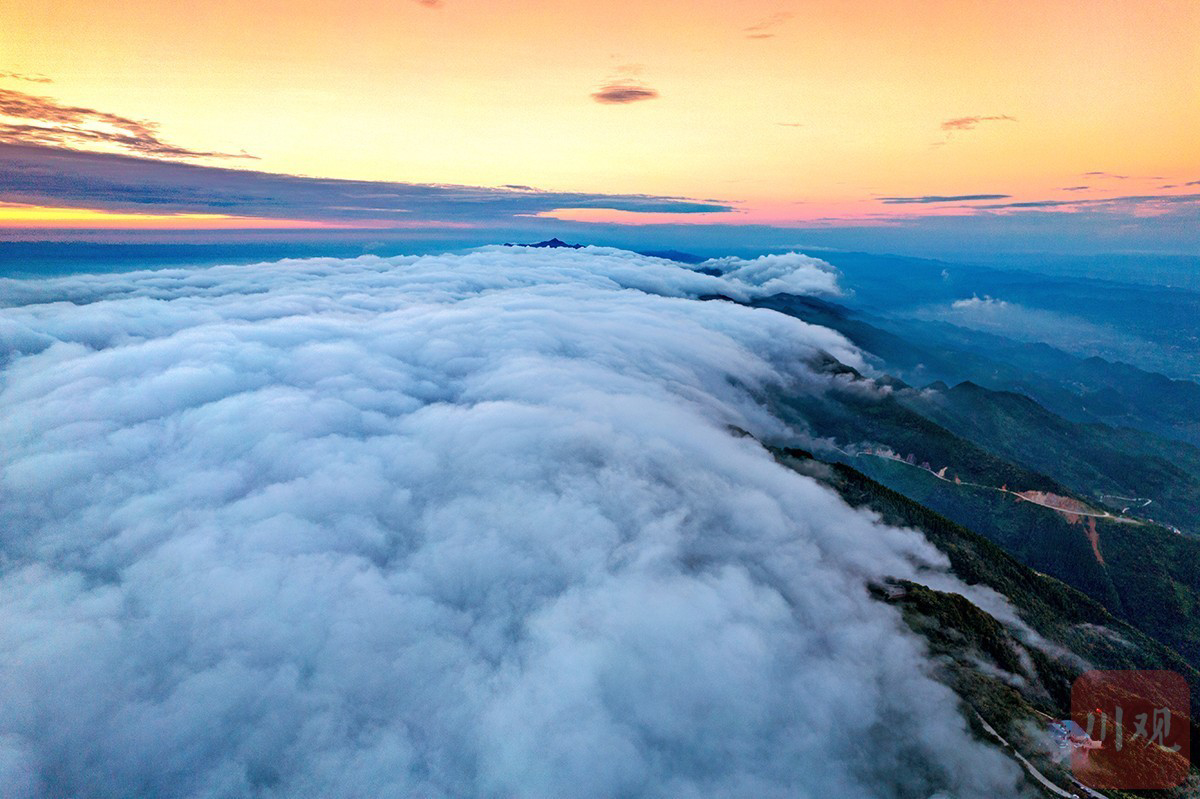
[0,247,1023,798]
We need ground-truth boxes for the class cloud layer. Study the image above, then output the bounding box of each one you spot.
[0,88,254,160]
[590,83,660,105]
[0,143,731,226]
[0,247,1022,797]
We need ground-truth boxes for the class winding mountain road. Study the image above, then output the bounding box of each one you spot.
[842,449,1143,525]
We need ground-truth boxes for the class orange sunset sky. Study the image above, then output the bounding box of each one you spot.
[1,0,1197,238]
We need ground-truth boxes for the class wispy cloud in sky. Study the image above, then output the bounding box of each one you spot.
[932,115,1017,147]
[744,11,792,39]
[881,194,1011,204]
[974,193,1200,210]
[0,88,254,160]
[0,71,51,84]
[591,64,660,105]
[1082,170,1165,181]
[0,143,731,226]
[940,115,1016,131]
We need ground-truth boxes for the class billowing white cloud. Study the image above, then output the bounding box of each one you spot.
[698,252,844,298]
[0,247,1022,797]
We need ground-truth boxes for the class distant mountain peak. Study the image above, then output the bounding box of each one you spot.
[505,238,583,249]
